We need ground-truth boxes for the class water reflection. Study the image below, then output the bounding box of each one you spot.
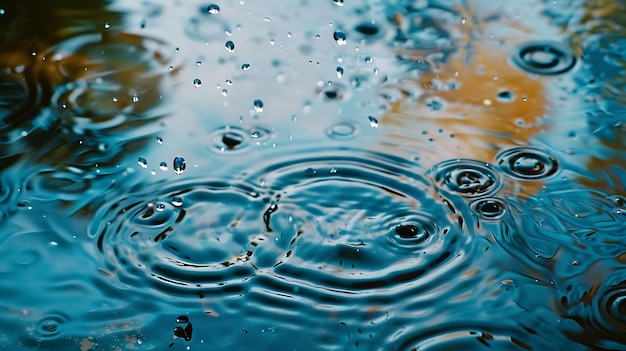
[0,0,626,350]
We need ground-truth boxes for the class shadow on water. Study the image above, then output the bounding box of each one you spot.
[1,0,626,350]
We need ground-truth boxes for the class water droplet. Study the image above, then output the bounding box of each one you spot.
[368,116,379,128]
[155,203,166,212]
[253,99,264,113]
[336,66,344,78]
[104,23,111,29]
[333,0,344,6]
[333,31,347,45]
[207,4,220,14]
[132,95,139,103]
[156,136,163,144]
[225,40,235,52]
[171,197,183,207]
[159,162,168,171]
[112,96,118,102]
[497,91,515,102]
[196,60,202,66]
[138,157,148,169]
[173,156,186,175]
[241,63,251,71]
[193,78,202,87]
[354,22,380,37]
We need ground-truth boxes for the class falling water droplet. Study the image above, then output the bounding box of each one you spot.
[333,31,347,45]
[336,66,344,78]
[253,99,264,113]
[193,78,202,87]
[368,116,379,128]
[138,157,148,169]
[207,4,220,14]
[225,40,235,52]
[173,156,186,175]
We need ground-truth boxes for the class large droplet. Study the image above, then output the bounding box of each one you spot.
[173,156,186,175]
[253,99,264,113]
[207,4,220,14]
[225,40,235,52]
[333,31,347,45]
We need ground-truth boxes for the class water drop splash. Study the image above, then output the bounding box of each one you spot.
[497,147,559,180]
[429,159,500,198]
[173,156,186,175]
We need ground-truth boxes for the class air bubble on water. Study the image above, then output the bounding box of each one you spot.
[333,31,347,45]
[138,157,148,169]
[225,40,235,52]
[159,162,167,171]
[241,63,251,71]
[173,156,186,175]
[253,99,264,113]
[336,66,344,78]
[368,116,379,128]
[333,0,344,6]
[208,4,220,14]
[193,78,202,87]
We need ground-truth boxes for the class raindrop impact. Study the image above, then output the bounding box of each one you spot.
[497,147,559,180]
[511,40,576,75]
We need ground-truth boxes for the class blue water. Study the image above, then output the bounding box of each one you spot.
[1,0,625,350]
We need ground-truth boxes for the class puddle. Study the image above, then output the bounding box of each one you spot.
[1,0,625,350]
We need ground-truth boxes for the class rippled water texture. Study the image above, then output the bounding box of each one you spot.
[1,0,626,350]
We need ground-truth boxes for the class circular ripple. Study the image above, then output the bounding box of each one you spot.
[42,31,177,134]
[325,121,359,140]
[246,150,472,297]
[496,147,559,180]
[471,198,507,219]
[511,40,576,75]
[208,126,250,154]
[560,271,626,348]
[30,313,70,341]
[428,159,500,198]
[88,180,287,297]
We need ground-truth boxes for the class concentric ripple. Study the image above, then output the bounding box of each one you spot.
[245,150,474,298]
[496,147,560,180]
[511,40,577,75]
[560,270,626,349]
[428,159,500,198]
[41,31,177,134]
[29,313,70,341]
[88,180,288,297]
